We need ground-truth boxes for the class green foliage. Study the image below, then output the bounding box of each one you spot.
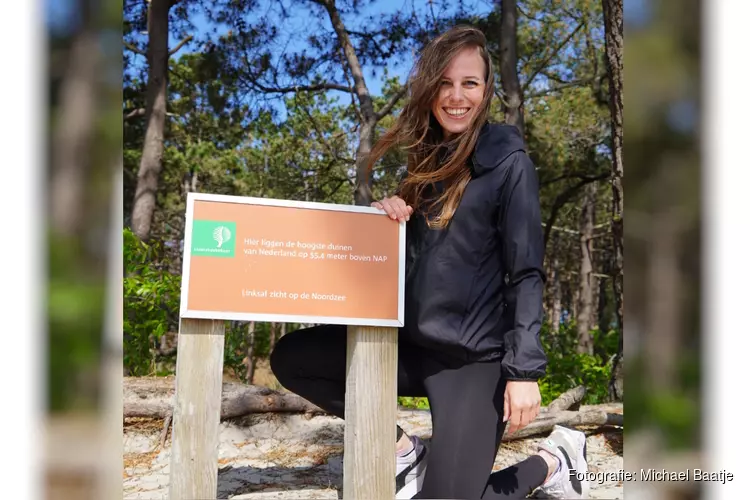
[123,227,181,376]
[538,322,619,405]
[224,322,250,382]
[398,397,430,410]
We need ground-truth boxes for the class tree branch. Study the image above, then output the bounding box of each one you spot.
[125,108,146,120]
[335,43,364,124]
[542,222,610,236]
[124,108,178,120]
[527,78,594,99]
[539,70,569,84]
[124,42,146,56]
[296,95,349,162]
[344,28,391,60]
[517,3,544,22]
[494,89,511,108]
[250,81,353,94]
[540,170,609,187]
[522,22,584,93]
[327,177,353,198]
[543,172,609,249]
[168,35,193,56]
[375,86,408,121]
[317,0,376,122]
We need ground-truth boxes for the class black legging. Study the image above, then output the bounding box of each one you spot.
[270,325,549,499]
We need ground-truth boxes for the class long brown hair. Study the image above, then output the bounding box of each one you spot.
[366,25,495,229]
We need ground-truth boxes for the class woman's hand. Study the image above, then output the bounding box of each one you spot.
[503,380,541,435]
[371,195,414,222]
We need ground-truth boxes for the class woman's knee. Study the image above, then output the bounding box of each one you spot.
[270,324,346,384]
[269,328,303,382]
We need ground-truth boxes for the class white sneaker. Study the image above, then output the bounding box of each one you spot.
[395,435,428,499]
[534,425,590,499]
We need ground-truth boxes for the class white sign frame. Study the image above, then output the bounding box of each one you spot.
[179,192,406,327]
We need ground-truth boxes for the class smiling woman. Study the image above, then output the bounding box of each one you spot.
[270,24,592,500]
[364,25,497,231]
[431,46,487,139]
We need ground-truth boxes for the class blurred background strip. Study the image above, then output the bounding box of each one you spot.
[46,0,122,498]
[623,0,703,497]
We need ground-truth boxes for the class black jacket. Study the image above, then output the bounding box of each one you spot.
[401,122,547,381]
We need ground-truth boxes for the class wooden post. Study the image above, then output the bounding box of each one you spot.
[168,318,226,500]
[344,325,399,499]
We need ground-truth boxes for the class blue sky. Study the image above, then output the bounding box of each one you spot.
[114,0,615,125]
[164,0,496,100]
[47,0,650,81]
[125,0,494,120]
[44,0,623,120]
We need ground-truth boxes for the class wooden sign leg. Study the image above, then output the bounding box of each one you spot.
[344,325,398,499]
[168,318,226,500]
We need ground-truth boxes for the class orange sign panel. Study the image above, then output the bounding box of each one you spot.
[179,193,405,326]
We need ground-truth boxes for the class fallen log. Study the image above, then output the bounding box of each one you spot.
[124,377,623,439]
[220,381,326,418]
[503,405,623,441]
[124,377,327,420]
[546,386,586,412]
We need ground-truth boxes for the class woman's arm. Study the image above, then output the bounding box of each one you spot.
[497,150,548,434]
[497,151,548,381]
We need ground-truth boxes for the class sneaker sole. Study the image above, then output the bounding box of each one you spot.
[396,459,427,499]
[554,426,590,498]
[578,434,590,498]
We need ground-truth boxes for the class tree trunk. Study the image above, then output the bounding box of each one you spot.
[182,169,197,195]
[245,321,256,384]
[594,248,612,363]
[590,275,600,332]
[594,273,610,360]
[597,270,609,333]
[320,0,377,206]
[269,323,279,352]
[544,251,555,332]
[552,269,562,333]
[602,0,624,401]
[354,120,375,205]
[50,0,97,237]
[546,236,562,333]
[610,330,623,401]
[571,278,579,320]
[576,183,597,354]
[499,0,525,137]
[130,0,170,241]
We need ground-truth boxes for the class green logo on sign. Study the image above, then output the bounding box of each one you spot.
[191,220,236,257]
